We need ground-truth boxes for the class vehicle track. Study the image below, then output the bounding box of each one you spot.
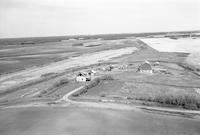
[60,86,200,117]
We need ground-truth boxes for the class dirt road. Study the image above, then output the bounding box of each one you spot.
[60,86,200,117]
[60,86,138,111]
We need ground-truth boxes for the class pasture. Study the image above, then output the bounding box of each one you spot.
[0,107,199,135]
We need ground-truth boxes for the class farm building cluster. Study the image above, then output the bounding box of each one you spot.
[74,60,164,82]
[76,70,96,82]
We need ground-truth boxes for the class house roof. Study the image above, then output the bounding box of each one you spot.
[139,62,152,71]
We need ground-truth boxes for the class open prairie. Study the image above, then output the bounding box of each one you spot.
[0,107,199,135]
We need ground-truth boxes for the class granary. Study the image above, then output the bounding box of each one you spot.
[138,61,153,73]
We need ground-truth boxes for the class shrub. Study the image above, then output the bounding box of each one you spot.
[72,89,87,97]
[53,78,69,88]
[41,72,57,78]
[37,78,69,97]
[101,75,114,80]
[72,75,114,97]
[154,94,200,110]
[134,92,200,110]
[100,93,106,97]
[184,103,198,110]
[72,43,83,46]
[85,78,101,89]
[126,96,134,100]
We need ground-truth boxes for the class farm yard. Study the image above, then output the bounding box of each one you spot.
[0,32,200,135]
[0,34,200,110]
[0,38,139,107]
[70,61,200,110]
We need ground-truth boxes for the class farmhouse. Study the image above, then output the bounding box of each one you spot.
[138,61,153,73]
[76,76,89,82]
[76,72,91,82]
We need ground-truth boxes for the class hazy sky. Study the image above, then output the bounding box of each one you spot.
[0,0,200,38]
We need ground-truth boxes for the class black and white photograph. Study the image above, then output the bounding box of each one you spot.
[0,0,200,135]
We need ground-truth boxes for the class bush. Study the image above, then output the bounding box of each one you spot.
[100,93,106,97]
[53,78,69,88]
[72,89,87,97]
[153,94,200,110]
[37,78,69,97]
[72,43,83,46]
[101,75,114,80]
[72,75,114,97]
[85,78,101,89]
[41,72,57,78]
[184,103,198,110]
[134,92,200,110]
[126,96,134,100]
[72,78,100,97]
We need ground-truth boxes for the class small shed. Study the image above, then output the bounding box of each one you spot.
[153,61,160,66]
[138,61,153,73]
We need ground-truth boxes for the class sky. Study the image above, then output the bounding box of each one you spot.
[0,0,200,38]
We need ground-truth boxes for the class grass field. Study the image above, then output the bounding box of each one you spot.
[140,38,200,53]
[0,38,133,75]
[0,107,199,135]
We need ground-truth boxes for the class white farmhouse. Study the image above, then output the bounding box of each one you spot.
[76,72,91,82]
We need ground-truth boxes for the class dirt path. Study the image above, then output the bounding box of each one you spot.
[3,85,200,119]
[60,86,200,117]
[0,47,137,91]
[60,86,137,110]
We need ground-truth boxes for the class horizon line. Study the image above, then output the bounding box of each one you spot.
[1,29,200,40]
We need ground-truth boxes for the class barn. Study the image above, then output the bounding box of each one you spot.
[138,61,153,73]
